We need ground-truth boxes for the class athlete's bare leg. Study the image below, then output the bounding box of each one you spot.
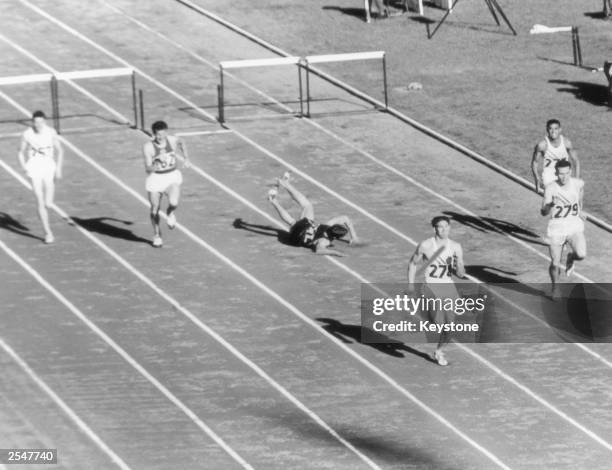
[325,215,360,244]
[31,177,53,242]
[166,183,180,229]
[548,242,564,298]
[565,232,587,276]
[268,192,296,226]
[148,191,163,244]
[278,178,314,220]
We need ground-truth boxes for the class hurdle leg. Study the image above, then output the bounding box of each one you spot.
[489,0,517,35]
[365,0,371,23]
[575,27,583,67]
[483,0,500,26]
[427,0,460,39]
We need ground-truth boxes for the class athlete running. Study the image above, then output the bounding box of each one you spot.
[407,216,466,366]
[532,119,579,194]
[17,110,64,244]
[143,120,190,247]
[541,160,586,299]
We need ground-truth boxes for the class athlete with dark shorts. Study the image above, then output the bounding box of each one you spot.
[268,173,359,256]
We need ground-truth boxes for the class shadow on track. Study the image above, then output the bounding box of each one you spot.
[443,210,546,246]
[317,317,436,363]
[0,212,44,242]
[71,217,150,244]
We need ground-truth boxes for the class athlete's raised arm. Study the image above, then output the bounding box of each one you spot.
[532,140,547,193]
[541,184,554,216]
[564,137,580,178]
[175,136,190,168]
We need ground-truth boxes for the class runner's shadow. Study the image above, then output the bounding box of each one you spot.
[233,218,292,245]
[71,217,150,244]
[443,211,546,246]
[0,212,44,241]
[317,317,436,363]
[548,79,609,107]
[466,265,545,297]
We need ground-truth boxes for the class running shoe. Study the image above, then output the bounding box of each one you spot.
[433,350,449,366]
[167,212,177,230]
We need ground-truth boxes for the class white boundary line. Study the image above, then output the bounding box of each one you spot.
[9,1,612,452]
[0,158,382,470]
[0,171,253,470]
[0,338,132,470]
[0,93,512,469]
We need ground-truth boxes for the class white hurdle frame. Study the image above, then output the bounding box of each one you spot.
[0,67,137,133]
[217,51,387,123]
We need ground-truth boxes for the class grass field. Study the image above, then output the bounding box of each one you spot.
[1,1,612,469]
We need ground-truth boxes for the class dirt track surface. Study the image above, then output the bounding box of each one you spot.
[1,1,612,469]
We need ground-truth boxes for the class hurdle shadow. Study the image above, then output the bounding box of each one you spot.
[584,11,610,20]
[317,317,436,363]
[442,211,546,246]
[233,218,293,245]
[71,217,150,244]
[322,6,371,20]
[548,79,609,107]
[0,212,44,242]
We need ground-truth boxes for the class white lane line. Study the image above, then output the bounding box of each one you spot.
[0,91,512,469]
[10,2,612,451]
[0,33,130,126]
[0,338,132,470]
[456,342,612,452]
[0,159,382,470]
[175,129,233,137]
[0,179,253,470]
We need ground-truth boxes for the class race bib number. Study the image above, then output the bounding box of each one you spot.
[552,203,579,219]
[154,152,176,170]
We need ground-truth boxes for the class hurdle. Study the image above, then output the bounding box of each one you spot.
[0,67,137,133]
[529,24,583,68]
[217,51,388,123]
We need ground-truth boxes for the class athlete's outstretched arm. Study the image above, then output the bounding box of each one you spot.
[564,137,580,178]
[17,137,28,172]
[53,133,64,179]
[453,244,466,279]
[532,141,546,193]
[313,239,345,257]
